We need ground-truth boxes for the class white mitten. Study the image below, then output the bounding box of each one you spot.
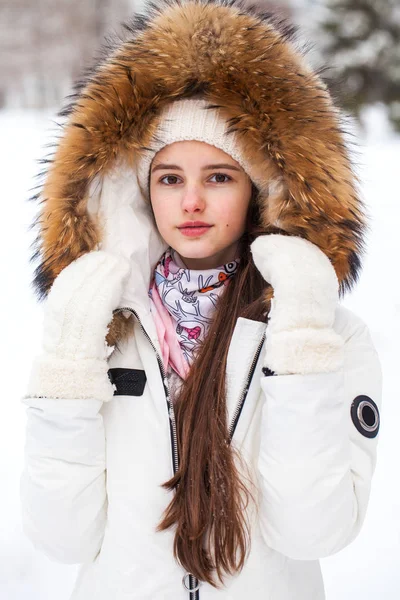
[250,234,344,375]
[25,250,131,402]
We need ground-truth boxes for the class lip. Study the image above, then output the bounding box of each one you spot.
[177,221,213,238]
[178,225,213,238]
[178,221,212,228]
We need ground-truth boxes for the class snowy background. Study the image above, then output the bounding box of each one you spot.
[1,0,399,598]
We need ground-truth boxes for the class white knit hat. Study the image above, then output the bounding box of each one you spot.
[136,97,254,198]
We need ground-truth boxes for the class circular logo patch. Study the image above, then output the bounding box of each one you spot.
[350,395,380,438]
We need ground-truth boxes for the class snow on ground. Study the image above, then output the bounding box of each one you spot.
[0,105,398,599]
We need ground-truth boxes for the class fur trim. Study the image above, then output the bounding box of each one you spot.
[25,355,115,402]
[264,328,345,375]
[29,0,366,347]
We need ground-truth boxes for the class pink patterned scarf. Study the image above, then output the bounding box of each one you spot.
[148,247,240,379]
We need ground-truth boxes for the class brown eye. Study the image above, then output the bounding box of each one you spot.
[210,173,232,183]
[160,175,181,185]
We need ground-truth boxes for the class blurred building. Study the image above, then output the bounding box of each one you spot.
[0,0,135,109]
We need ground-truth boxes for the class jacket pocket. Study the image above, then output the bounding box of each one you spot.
[107,368,147,396]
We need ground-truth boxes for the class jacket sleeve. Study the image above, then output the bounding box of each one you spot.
[256,306,382,560]
[20,395,108,564]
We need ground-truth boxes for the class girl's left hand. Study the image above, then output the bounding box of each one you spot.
[250,234,344,374]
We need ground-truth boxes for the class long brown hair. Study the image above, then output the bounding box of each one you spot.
[155,184,274,588]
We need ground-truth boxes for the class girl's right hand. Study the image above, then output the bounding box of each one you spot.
[41,250,131,362]
[24,251,131,402]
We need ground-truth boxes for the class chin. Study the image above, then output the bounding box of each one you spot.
[173,239,219,259]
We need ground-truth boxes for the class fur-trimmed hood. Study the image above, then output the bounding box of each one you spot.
[29,0,366,347]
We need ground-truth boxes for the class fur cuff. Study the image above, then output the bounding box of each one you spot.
[25,354,115,402]
[264,328,344,375]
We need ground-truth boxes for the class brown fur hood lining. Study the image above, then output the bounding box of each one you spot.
[29,0,366,343]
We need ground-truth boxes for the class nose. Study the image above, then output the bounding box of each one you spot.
[181,187,205,214]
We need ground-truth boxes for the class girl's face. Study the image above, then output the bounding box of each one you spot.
[149,140,253,269]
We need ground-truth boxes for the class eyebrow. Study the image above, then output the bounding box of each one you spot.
[151,163,242,173]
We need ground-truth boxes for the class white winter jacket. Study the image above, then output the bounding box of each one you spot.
[21,164,382,598]
[21,295,382,599]
[20,2,383,598]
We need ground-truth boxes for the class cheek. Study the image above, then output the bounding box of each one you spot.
[217,197,249,230]
[150,197,170,228]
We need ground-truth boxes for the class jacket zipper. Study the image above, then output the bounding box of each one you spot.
[113,307,265,599]
[227,334,265,442]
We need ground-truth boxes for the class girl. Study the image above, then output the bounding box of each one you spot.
[20,1,382,599]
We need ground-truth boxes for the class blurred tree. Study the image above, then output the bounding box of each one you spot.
[320,0,400,132]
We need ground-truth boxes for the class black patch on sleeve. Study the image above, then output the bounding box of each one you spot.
[262,366,276,376]
[350,395,380,438]
[108,368,147,396]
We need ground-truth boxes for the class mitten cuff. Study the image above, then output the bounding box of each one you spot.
[264,328,344,375]
[24,354,115,402]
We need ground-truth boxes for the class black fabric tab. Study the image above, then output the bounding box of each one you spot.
[350,395,380,438]
[108,368,147,396]
[262,366,275,376]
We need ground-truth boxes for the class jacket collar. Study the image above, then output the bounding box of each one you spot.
[128,306,267,440]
